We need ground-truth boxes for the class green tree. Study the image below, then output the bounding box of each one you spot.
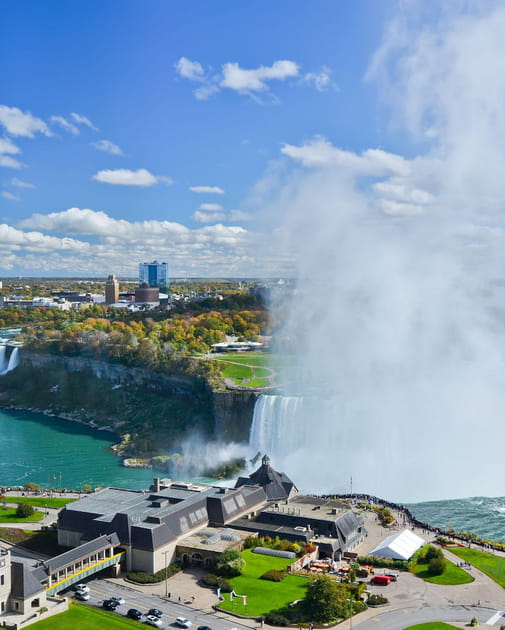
[16,503,35,518]
[304,574,348,623]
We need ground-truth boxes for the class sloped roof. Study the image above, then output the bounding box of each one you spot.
[10,562,45,599]
[370,529,425,561]
[235,455,297,501]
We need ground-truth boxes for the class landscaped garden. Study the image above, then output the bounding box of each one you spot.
[217,549,307,617]
[25,604,141,629]
[5,496,75,509]
[410,545,473,585]
[448,546,505,588]
[0,506,44,523]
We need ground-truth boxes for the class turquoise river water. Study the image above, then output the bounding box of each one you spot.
[1,408,504,542]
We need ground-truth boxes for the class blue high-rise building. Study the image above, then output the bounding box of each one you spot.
[139,261,169,291]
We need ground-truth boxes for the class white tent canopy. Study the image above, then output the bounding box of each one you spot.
[369,529,425,561]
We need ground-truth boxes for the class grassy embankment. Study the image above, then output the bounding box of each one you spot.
[217,549,307,617]
[0,507,43,523]
[4,497,74,508]
[449,547,505,588]
[405,624,461,630]
[27,604,141,629]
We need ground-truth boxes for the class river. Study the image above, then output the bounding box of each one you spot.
[0,408,155,490]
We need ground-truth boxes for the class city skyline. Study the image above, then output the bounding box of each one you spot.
[1,2,503,279]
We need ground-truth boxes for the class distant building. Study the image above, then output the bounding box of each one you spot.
[104,274,119,305]
[134,284,160,306]
[139,261,168,291]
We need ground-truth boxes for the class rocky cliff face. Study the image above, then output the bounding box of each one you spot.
[0,351,257,451]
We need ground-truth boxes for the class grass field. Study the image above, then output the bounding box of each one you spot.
[217,549,307,617]
[0,507,43,522]
[215,360,272,386]
[411,559,473,585]
[448,547,505,588]
[247,378,270,388]
[404,624,461,630]
[29,604,141,629]
[4,496,74,508]
[214,353,271,366]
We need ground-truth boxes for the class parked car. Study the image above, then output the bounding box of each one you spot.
[385,572,399,581]
[197,626,212,630]
[175,617,192,628]
[145,615,163,627]
[149,609,163,618]
[127,608,143,620]
[73,583,90,593]
[111,595,125,605]
[74,588,89,601]
[103,598,120,610]
[370,575,391,585]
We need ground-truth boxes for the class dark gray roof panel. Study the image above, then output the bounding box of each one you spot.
[44,534,119,572]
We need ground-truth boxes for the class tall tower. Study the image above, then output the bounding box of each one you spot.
[105,274,119,304]
[138,261,169,292]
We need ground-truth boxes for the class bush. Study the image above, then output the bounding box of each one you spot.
[260,569,286,582]
[15,503,35,518]
[470,617,478,626]
[264,612,290,626]
[424,545,443,562]
[243,535,257,549]
[127,563,181,584]
[368,594,389,605]
[428,557,446,576]
[201,573,233,592]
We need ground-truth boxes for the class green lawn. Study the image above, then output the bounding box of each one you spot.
[28,604,141,629]
[411,559,473,585]
[247,378,270,388]
[404,624,461,630]
[3,496,74,508]
[214,353,270,366]
[0,507,43,522]
[448,547,505,588]
[217,549,307,617]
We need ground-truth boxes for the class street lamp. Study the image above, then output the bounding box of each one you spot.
[162,550,170,597]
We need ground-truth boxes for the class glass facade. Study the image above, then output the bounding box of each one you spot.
[139,261,168,290]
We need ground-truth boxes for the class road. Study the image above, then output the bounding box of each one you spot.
[74,577,255,630]
[354,605,505,630]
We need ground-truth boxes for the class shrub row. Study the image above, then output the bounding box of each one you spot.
[260,569,286,582]
[127,563,181,584]
[357,555,407,570]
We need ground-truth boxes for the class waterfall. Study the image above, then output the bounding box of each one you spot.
[0,347,20,375]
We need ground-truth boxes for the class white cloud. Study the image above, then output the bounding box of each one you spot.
[194,84,220,100]
[0,105,51,137]
[0,223,89,252]
[70,112,98,131]
[192,210,226,223]
[175,57,205,81]
[302,66,337,92]
[198,203,223,211]
[229,209,253,222]
[189,185,224,194]
[50,115,79,135]
[92,168,172,187]
[0,138,24,169]
[2,191,20,201]
[220,60,299,94]
[281,137,410,176]
[91,139,123,155]
[11,177,36,189]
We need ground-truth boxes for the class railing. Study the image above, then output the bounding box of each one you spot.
[45,551,125,595]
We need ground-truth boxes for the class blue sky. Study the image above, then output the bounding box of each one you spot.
[1,1,502,278]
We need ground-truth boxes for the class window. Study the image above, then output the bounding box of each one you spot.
[0,575,4,585]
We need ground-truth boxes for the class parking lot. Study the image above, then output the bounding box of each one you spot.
[72,577,257,630]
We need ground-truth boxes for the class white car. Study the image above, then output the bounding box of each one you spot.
[145,615,163,627]
[74,588,90,601]
[175,617,192,628]
[74,583,90,593]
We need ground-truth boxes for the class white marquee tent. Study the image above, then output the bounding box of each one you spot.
[369,529,425,561]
